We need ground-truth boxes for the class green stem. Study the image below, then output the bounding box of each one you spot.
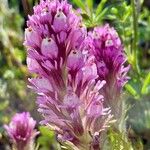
[131,0,140,75]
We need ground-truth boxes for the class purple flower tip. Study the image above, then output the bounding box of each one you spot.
[89,24,129,90]
[4,112,37,149]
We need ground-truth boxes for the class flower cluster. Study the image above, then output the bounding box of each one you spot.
[88,25,130,119]
[24,0,129,149]
[4,112,37,150]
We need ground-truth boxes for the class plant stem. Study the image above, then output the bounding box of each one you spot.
[131,0,140,75]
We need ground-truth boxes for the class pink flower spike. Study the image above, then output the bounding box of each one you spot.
[4,112,38,150]
[24,0,114,149]
[88,24,130,122]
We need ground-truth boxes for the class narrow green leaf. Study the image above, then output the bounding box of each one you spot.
[96,7,109,23]
[72,0,86,11]
[141,72,150,94]
[39,126,54,138]
[125,84,138,97]
[96,0,107,16]
[123,7,132,21]
[107,128,133,150]
[86,0,93,10]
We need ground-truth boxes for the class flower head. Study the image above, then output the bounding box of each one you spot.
[88,24,130,120]
[4,112,37,150]
[24,0,113,149]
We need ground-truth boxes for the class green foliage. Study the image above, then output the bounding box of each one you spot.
[86,0,93,11]
[141,72,150,95]
[128,99,150,149]
[0,0,36,135]
[37,126,61,150]
[105,129,133,150]
[0,0,26,77]
[125,83,140,99]
[72,0,86,11]
[96,0,107,16]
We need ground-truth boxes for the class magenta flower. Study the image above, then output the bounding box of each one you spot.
[24,0,113,149]
[88,24,130,120]
[4,112,37,150]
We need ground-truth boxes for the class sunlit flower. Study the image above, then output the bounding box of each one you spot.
[24,0,113,149]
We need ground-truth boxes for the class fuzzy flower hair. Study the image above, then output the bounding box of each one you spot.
[24,0,113,149]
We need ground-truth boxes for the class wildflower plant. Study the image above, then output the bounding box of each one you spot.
[88,24,130,129]
[24,0,130,149]
[4,112,38,150]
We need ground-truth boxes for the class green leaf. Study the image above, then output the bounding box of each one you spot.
[96,0,107,16]
[37,136,50,146]
[39,126,54,138]
[122,7,132,21]
[125,84,139,97]
[38,126,56,149]
[107,128,133,150]
[72,0,86,11]
[86,0,93,10]
[141,72,150,95]
[95,7,109,23]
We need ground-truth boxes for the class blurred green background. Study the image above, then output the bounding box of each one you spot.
[0,0,150,149]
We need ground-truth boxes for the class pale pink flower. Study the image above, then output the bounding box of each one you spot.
[24,1,113,149]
